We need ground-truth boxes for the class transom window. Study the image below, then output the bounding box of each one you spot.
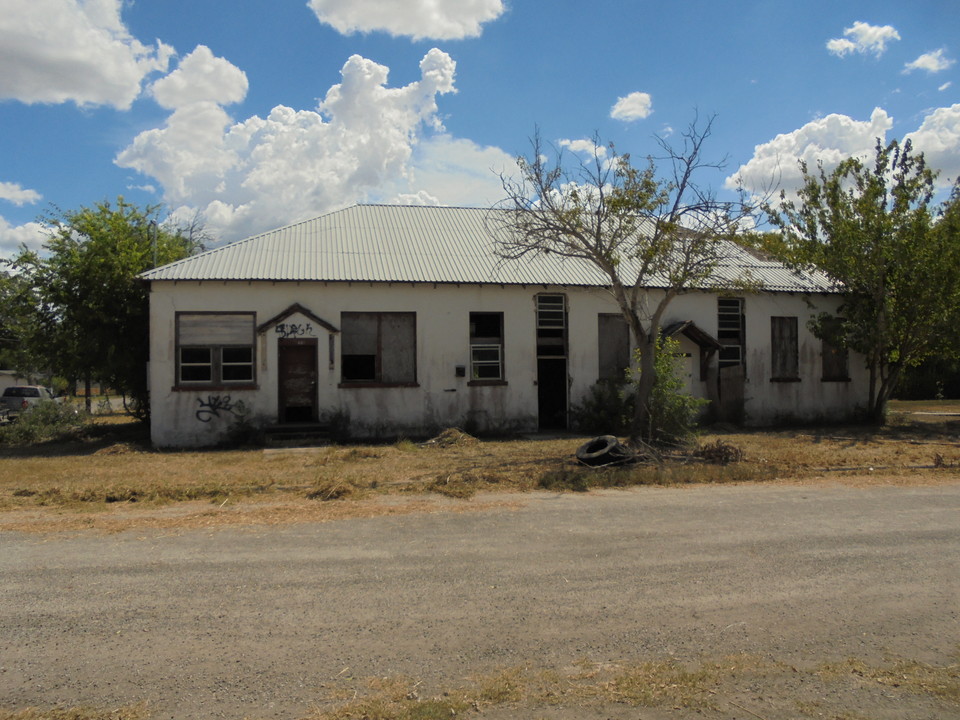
[176,313,255,386]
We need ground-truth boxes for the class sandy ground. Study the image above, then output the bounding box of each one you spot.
[1,481,959,719]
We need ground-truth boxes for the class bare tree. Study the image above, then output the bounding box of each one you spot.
[492,115,756,442]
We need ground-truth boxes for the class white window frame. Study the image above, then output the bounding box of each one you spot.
[176,312,256,387]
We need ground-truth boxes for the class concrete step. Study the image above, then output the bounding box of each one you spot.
[262,423,331,448]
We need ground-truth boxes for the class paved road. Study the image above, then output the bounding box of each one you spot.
[1,483,958,719]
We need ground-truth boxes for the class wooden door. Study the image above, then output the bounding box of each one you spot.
[278,339,318,423]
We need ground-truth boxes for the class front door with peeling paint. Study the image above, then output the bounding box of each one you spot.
[278,338,318,423]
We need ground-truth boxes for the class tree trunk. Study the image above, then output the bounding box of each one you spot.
[84,373,92,414]
[869,364,901,425]
[630,334,658,443]
[866,360,879,424]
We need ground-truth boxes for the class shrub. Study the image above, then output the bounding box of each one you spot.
[635,335,709,446]
[572,335,707,445]
[570,380,634,435]
[0,401,86,446]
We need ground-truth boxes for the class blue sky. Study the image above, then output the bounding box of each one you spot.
[1,0,957,256]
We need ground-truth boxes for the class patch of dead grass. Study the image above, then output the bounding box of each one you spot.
[302,651,960,719]
[0,704,149,720]
[3,409,960,533]
[818,656,960,703]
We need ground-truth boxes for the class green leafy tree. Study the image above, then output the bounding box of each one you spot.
[0,268,43,375]
[9,198,201,416]
[765,139,960,423]
[494,117,754,443]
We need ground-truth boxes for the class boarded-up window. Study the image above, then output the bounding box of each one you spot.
[821,318,849,381]
[176,312,255,385]
[341,312,416,384]
[598,314,630,382]
[770,316,799,381]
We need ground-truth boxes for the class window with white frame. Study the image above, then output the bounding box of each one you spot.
[469,312,504,381]
[176,313,255,386]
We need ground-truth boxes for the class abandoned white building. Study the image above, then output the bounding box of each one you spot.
[141,204,866,447]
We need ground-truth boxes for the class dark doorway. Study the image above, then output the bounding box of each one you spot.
[537,358,568,429]
[278,338,318,423]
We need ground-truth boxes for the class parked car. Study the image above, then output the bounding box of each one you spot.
[0,385,60,419]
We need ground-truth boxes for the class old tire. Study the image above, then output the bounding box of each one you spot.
[576,435,631,466]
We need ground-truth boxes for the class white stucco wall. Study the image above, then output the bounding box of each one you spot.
[147,281,868,446]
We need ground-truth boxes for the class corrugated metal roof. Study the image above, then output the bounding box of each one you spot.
[141,204,835,293]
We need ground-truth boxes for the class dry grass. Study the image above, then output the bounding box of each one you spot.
[2,401,959,533]
[1,652,955,719]
[0,705,149,720]
[818,656,960,703]
[300,651,960,720]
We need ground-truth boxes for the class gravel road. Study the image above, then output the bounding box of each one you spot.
[2,482,958,719]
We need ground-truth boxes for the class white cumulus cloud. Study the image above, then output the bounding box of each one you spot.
[306,0,505,40]
[0,182,42,207]
[0,217,47,257]
[117,49,477,243]
[386,135,515,208]
[826,21,900,58]
[558,139,607,158]
[610,92,653,121]
[903,49,955,74]
[906,104,960,184]
[726,108,893,199]
[0,0,173,109]
[151,46,249,109]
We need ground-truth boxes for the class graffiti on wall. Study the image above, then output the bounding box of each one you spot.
[276,322,315,339]
[195,395,248,423]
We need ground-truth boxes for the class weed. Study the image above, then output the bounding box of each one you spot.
[393,438,419,452]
